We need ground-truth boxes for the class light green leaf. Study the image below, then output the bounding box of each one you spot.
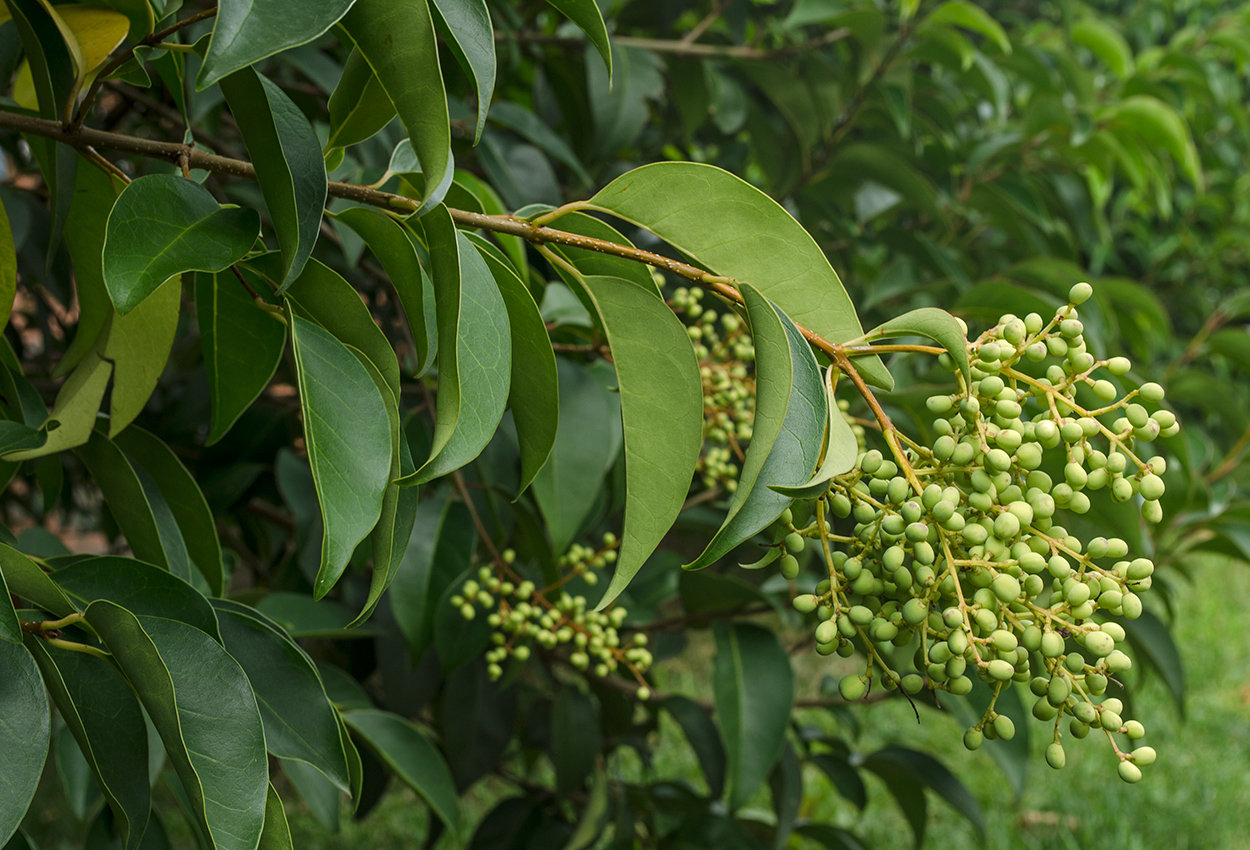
[1105,95,1203,190]
[52,556,218,639]
[924,0,1011,54]
[0,638,48,848]
[0,198,15,334]
[546,0,611,78]
[86,602,268,850]
[405,206,510,484]
[586,162,889,389]
[0,566,17,643]
[101,274,181,437]
[195,269,286,445]
[769,368,857,498]
[686,284,826,571]
[713,622,794,812]
[330,207,430,373]
[1072,17,1133,77]
[0,543,75,617]
[466,234,558,494]
[326,47,396,150]
[213,600,351,790]
[25,636,150,850]
[341,0,451,216]
[571,276,702,610]
[258,784,292,850]
[198,0,357,88]
[287,311,392,598]
[858,307,969,384]
[59,157,121,377]
[220,68,325,288]
[344,710,461,831]
[430,0,494,143]
[102,175,259,314]
[2,352,109,463]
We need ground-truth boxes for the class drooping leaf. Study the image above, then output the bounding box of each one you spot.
[212,600,351,790]
[25,636,150,850]
[102,175,259,314]
[545,0,611,78]
[770,368,858,498]
[858,307,970,384]
[0,565,17,643]
[810,754,867,810]
[686,284,826,570]
[664,695,727,798]
[343,709,461,831]
[430,0,494,143]
[281,758,339,832]
[586,162,889,388]
[220,68,325,288]
[1072,17,1133,77]
[433,566,491,673]
[405,206,510,484]
[286,311,392,598]
[258,784,293,850]
[0,638,48,848]
[354,433,418,628]
[1119,610,1186,714]
[195,269,286,445]
[862,746,985,847]
[325,47,396,150]
[712,622,794,812]
[341,0,451,216]
[198,0,358,88]
[100,274,181,437]
[487,102,591,185]
[1105,95,1203,190]
[440,660,518,791]
[55,726,100,820]
[59,156,121,376]
[2,352,108,463]
[0,543,75,617]
[52,556,218,639]
[550,686,601,796]
[86,602,268,850]
[0,197,15,334]
[924,0,1011,53]
[389,495,475,659]
[769,742,803,850]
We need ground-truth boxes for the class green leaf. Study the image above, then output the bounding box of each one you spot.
[52,556,218,639]
[280,758,339,832]
[1118,610,1185,714]
[545,0,611,78]
[573,275,702,610]
[769,368,858,498]
[487,102,591,186]
[195,269,286,445]
[59,158,121,377]
[390,498,475,658]
[354,434,418,628]
[1105,95,1203,190]
[100,274,182,437]
[212,599,351,790]
[198,0,357,88]
[466,234,558,494]
[341,0,451,216]
[686,284,826,570]
[85,602,268,850]
[258,784,292,850]
[550,686,601,796]
[1072,17,1133,77]
[405,206,510,484]
[25,636,150,850]
[0,565,17,643]
[0,422,43,458]
[0,543,75,617]
[664,695,726,798]
[430,0,494,143]
[286,311,392,599]
[55,727,100,820]
[0,639,48,847]
[0,197,15,334]
[330,207,430,373]
[794,824,868,850]
[102,175,259,315]
[826,143,942,222]
[434,567,491,673]
[712,622,794,811]
[326,47,396,150]
[220,68,325,288]
[862,746,985,847]
[924,0,1011,54]
[586,162,889,389]
[769,742,802,850]
[858,307,970,384]
[811,754,866,810]
[113,426,224,595]
[344,710,461,831]
[564,768,609,850]
[3,352,108,463]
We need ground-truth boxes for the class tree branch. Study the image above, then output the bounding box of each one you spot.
[498,28,851,60]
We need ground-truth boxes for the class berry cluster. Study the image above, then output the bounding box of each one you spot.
[792,282,1168,781]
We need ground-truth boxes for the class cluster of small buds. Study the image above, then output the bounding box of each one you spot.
[454,542,653,687]
[788,282,1169,781]
[556,534,619,587]
[670,286,756,492]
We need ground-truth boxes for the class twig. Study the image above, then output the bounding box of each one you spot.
[498,28,850,60]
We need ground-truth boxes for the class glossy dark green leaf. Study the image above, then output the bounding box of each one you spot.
[769,742,802,850]
[257,784,292,850]
[25,636,149,850]
[102,175,259,314]
[281,758,340,832]
[390,496,475,658]
[770,368,858,498]
[0,197,15,333]
[195,269,286,445]
[0,639,48,847]
[341,0,451,215]
[712,622,793,812]
[430,0,494,143]
[287,311,392,598]
[858,307,969,384]
[326,47,396,150]
[862,746,985,846]
[588,162,888,388]
[405,206,510,483]
[213,600,350,790]
[221,68,324,288]
[488,103,590,186]
[55,727,100,819]
[114,426,224,595]
[545,0,611,78]
[0,543,75,617]
[811,754,867,810]
[344,709,461,831]
[52,557,218,639]
[83,809,171,850]
[434,567,490,673]
[687,284,826,570]
[550,687,601,796]
[0,565,17,643]
[466,234,558,494]
[198,0,357,88]
[86,602,268,850]
[441,660,518,790]
[1119,610,1186,713]
[576,275,702,609]
[0,422,44,456]
[664,695,726,798]
[354,434,418,628]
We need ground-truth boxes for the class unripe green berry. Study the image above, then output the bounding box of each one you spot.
[993,714,1016,740]
[839,675,867,701]
[987,659,1015,681]
[1139,382,1164,403]
[815,619,838,645]
[1118,761,1142,783]
[1046,742,1067,769]
[1132,746,1157,766]
[963,728,983,750]
[991,574,1021,603]
[1084,630,1115,657]
[793,595,818,614]
[779,554,800,580]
